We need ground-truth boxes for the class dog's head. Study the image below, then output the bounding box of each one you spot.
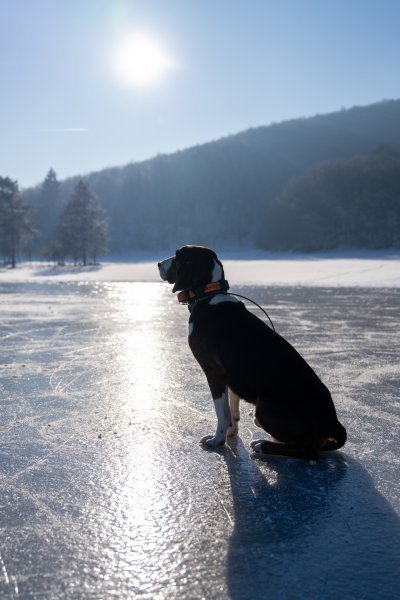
[158,245,225,293]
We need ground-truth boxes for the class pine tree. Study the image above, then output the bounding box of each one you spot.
[0,177,32,267]
[35,168,61,255]
[58,180,108,265]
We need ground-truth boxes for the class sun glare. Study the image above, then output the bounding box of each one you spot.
[112,33,175,88]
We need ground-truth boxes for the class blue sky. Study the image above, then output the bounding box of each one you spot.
[1,0,400,188]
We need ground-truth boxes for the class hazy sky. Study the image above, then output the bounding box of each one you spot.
[2,0,400,188]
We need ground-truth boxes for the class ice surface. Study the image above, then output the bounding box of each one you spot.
[0,281,399,598]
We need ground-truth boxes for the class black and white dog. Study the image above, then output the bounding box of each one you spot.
[158,245,346,459]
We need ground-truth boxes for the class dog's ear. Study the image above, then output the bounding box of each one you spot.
[173,246,220,292]
[172,247,194,292]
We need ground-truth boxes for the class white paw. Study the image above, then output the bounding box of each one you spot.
[252,443,264,453]
[227,421,239,437]
[200,434,225,447]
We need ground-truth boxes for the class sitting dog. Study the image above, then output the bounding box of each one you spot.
[158,245,346,459]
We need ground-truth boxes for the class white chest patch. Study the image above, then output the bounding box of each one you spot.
[209,295,239,306]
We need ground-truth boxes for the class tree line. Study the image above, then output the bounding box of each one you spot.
[0,173,108,267]
[256,148,400,251]
[9,99,400,259]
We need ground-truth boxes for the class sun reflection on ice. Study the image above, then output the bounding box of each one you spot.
[109,282,167,417]
[99,282,186,590]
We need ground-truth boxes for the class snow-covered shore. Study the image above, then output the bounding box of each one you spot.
[1,250,399,287]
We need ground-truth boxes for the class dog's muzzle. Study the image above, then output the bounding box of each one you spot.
[158,256,175,282]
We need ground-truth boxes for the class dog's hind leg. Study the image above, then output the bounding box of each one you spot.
[319,423,347,451]
[227,388,240,437]
[250,439,319,460]
[251,398,319,459]
[201,386,231,447]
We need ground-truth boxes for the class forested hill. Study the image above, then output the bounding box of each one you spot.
[24,99,400,252]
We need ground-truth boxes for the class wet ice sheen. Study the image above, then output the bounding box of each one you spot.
[0,282,399,599]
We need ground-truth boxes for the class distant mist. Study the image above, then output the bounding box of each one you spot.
[23,99,400,254]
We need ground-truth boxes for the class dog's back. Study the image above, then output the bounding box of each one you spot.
[189,298,346,450]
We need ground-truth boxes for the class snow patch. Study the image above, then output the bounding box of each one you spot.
[0,250,399,287]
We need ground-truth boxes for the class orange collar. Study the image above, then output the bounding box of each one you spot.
[177,280,230,304]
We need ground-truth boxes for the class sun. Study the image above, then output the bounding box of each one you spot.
[112,33,175,88]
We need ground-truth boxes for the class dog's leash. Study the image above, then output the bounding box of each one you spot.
[177,279,276,332]
[227,292,276,332]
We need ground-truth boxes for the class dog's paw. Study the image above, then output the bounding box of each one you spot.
[227,421,239,437]
[200,434,225,448]
[250,439,265,453]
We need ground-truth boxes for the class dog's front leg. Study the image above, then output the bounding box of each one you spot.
[227,388,240,437]
[200,386,231,447]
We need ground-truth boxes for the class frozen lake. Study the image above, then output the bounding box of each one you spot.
[0,281,399,599]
